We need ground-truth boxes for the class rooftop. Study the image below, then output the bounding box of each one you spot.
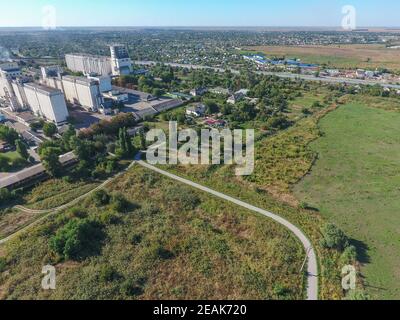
[66,53,110,61]
[0,152,76,189]
[63,75,97,86]
[24,82,63,95]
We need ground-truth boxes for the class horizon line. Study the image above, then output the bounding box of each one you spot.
[1,25,400,29]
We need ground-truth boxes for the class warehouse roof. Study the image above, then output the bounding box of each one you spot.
[0,152,77,189]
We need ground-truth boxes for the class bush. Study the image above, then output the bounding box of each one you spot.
[0,155,9,171]
[164,186,201,210]
[92,190,110,206]
[66,207,87,219]
[0,188,16,203]
[340,245,358,265]
[0,257,6,273]
[320,223,349,252]
[98,266,119,283]
[43,122,58,137]
[130,233,143,245]
[49,219,105,261]
[99,211,121,225]
[111,193,131,213]
[121,276,147,297]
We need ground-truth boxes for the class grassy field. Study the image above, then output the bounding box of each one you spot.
[0,166,306,300]
[294,103,400,299]
[0,179,101,239]
[23,179,100,210]
[244,44,400,71]
[2,151,21,161]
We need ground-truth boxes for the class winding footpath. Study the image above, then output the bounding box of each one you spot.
[0,159,319,300]
[136,161,319,301]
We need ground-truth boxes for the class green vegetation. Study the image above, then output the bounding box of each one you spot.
[0,125,18,146]
[49,219,105,261]
[0,151,28,172]
[43,122,58,138]
[320,223,349,252]
[0,166,305,300]
[294,103,400,299]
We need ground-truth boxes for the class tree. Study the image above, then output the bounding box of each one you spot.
[49,219,105,261]
[0,125,19,146]
[0,155,9,172]
[62,124,76,150]
[117,127,134,158]
[320,223,349,252]
[70,136,96,161]
[40,147,62,177]
[139,129,146,150]
[15,139,29,160]
[43,122,58,137]
[118,128,127,155]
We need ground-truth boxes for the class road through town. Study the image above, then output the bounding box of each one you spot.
[135,60,400,89]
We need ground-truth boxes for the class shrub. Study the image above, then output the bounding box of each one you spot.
[111,193,131,213]
[130,233,143,245]
[98,266,119,283]
[49,219,105,261]
[164,186,201,210]
[340,245,358,265]
[43,122,58,137]
[0,188,16,203]
[66,207,87,219]
[92,190,110,206]
[121,276,147,297]
[99,211,121,225]
[0,257,6,272]
[0,155,9,171]
[320,223,349,252]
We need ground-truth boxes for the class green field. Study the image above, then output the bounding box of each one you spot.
[294,103,400,299]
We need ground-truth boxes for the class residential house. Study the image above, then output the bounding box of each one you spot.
[190,87,208,97]
[186,103,206,117]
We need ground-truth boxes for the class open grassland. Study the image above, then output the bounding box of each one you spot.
[22,179,100,210]
[161,160,344,299]
[245,44,400,71]
[0,166,306,300]
[294,103,400,299]
[0,179,101,239]
[247,104,338,201]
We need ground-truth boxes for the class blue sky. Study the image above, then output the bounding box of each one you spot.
[0,0,399,27]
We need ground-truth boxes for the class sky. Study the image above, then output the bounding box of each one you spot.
[0,0,399,28]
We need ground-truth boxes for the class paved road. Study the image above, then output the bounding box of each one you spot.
[136,160,319,301]
[135,60,400,89]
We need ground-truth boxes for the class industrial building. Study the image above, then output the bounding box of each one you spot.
[0,62,21,78]
[58,75,103,112]
[23,83,69,125]
[65,53,112,76]
[65,45,133,76]
[110,45,133,76]
[41,67,109,112]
